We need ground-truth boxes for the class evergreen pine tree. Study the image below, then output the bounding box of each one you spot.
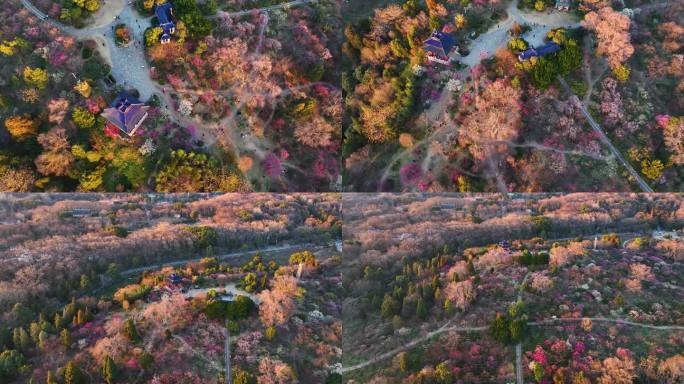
[60,328,72,348]
[46,370,58,384]
[123,319,140,342]
[416,298,428,319]
[64,360,84,384]
[102,355,118,384]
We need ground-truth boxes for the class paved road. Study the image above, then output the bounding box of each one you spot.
[21,0,159,100]
[459,0,580,67]
[514,272,530,384]
[557,76,654,192]
[121,243,315,275]
[21,0,314,102]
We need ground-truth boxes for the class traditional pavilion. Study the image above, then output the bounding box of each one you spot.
[423,29,458,65]
[155,2,176,44]
[518,41,561,61]
[101,92,150,137]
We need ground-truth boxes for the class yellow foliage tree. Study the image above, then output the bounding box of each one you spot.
[507,38,528,52]
[74,80,91,98]
[546,28,568,45]
[5,115,37,141]
[23,67,49,89]
[145,27,164,47]
[145,0,166,8]
[454,14,466,30]
[78,166,105,191]
[612,64,630,82]
[0,39,20,56]
[535,0,545,10]
[84,0,100,12]
[176,21,188,44]
[641,159,665,181]
[515,56,538,71]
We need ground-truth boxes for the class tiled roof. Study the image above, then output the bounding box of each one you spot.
[423,30,457,54]
[519,41,561,60]
[155,2,175,33]
[536,41,561,56]
[101,92,150,136]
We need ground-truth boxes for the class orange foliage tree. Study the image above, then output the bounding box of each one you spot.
[582,7,634,69]
[4,115,36,141]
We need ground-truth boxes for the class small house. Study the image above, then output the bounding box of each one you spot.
[155,2,176,44]
[168,273,182,285]
[70,208,92,217]
[518,41,561,61]
[555,0,571,11]
[440,203,456,210]
[423,29,458,65]
[101,92,150,137]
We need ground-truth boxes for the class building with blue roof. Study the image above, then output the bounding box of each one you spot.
[518,41,561,61]
[155,2,176,44]
[423,29,458,65]
[555,0,571,10]
[168,273,183,285]
[101,92,150,137]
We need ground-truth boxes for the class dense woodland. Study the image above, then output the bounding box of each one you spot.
[141,0,343,191]
[342,0,684,192]
[0,193,341,383]
[342,193,684,383]
[0,0,342,193]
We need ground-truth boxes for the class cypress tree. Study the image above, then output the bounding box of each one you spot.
[64,360,85,384]
[60,328,72,348]
[102,355,118,384]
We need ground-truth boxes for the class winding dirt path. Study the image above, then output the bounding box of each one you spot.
[340,323,489,373]
[529,317,684,331]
